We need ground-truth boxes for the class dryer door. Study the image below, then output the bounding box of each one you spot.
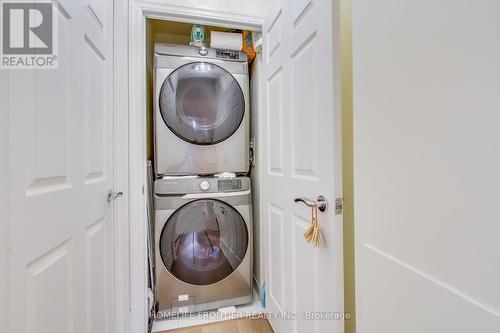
[159,62,245,145]
[159,199,248,286]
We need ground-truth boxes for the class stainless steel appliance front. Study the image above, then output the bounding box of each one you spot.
[154,43,250,176]
[154,176,253,315]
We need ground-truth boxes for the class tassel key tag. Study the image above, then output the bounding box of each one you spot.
[304,203,323,247]
[294,195,328,247]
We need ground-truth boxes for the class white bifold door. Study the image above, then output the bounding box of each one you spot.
[4,1,115,333]
[261,0,344,332]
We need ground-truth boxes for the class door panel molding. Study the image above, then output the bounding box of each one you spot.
[261,1,344,332]
[354,1,500,331]
[6,1,115,333]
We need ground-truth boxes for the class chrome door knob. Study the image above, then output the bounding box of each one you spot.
[107,190,123,202]
[294,195,328,212]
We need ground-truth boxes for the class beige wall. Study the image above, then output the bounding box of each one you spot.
[146,20,154,162]
[150,19,236,45]
[340,0,355,332]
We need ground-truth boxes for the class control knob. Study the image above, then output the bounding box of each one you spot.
[199,180,210,191]
[198,46,208,56]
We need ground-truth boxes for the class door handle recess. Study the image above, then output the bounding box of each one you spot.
[294,195,328,212]
[107,190,123,202]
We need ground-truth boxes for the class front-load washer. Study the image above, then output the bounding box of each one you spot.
[154,43,250,176]
[154,176,253,316]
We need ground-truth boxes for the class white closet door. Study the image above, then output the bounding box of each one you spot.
[5,0,115,332]
[354,1,500,332]
[261,0,344,332]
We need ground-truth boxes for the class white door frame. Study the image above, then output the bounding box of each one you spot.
[120,1,264,332]
[113,0,131,332]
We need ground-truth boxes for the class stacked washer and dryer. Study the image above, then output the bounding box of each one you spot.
[153,43,253,316]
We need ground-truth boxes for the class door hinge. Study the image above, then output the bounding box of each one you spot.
[249,138,256,167]
[335,197,344,215]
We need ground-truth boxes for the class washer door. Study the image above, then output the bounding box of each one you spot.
[159,62,245,145]
[159,199,248,286]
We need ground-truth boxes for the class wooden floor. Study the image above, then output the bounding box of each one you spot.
[158,317,274,333]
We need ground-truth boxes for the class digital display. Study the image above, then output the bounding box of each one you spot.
[216,49,240,60]
[218,179,242,191]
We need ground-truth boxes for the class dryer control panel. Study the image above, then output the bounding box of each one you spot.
[154,43,248,63]
[216,49,240,60]
[154,176,250,195]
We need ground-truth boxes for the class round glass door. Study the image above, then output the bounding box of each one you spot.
[159,62,245,145]
[159,199,248,286]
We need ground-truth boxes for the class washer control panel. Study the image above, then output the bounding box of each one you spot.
[155,177,250,195]
[218,179,242,191]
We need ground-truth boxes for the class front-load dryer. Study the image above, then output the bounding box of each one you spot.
[154,176,253,316]
[154,43,250,176]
